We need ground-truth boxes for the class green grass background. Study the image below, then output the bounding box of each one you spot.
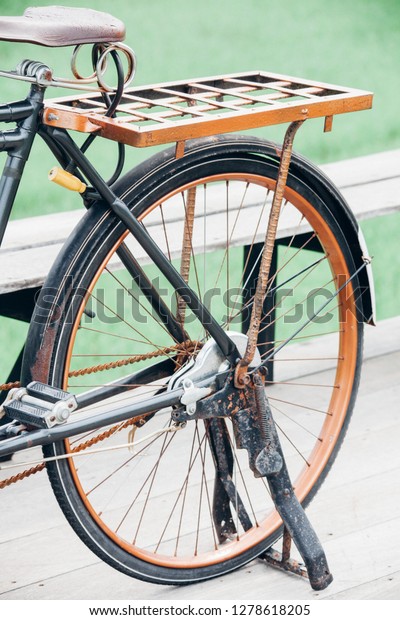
[0,0,399,379]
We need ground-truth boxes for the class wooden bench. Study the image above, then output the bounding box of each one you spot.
[0,147,399,378]
[1,147,399,296]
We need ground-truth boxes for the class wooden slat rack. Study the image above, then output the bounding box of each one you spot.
[43,71,373,148]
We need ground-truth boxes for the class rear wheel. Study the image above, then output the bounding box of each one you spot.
[23,138,363,583]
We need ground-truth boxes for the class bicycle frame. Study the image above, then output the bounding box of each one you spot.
[0,70,372,460]
[0,76,243,456]
[0,47,374,589]
[0,81,237,356]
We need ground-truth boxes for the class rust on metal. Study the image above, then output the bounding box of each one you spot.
[262,538,308,579]
[175,140,186,159]
[43,71,373,148]
[235,120,304,387]
[324,115,333,132]
[176,187,197,326]
[0,380,20,392]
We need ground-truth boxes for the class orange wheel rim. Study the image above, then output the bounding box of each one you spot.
[62,173,358,569]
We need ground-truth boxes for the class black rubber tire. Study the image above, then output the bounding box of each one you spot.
[22,136,363,584]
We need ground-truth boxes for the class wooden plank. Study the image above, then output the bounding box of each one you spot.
[1,210,83,252]
[324,571,400,600]
[341,177,400,220]
[0,328,398,599]
[2,147,397,252]
[321,149,400,187]
[0,244,64,293]
[1,149,398,293]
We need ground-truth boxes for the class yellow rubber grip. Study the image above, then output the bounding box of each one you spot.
[48,167,87,193]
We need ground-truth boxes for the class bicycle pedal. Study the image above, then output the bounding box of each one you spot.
[3,399,63,428]
[3,382,77,429]
[26,381,77,409]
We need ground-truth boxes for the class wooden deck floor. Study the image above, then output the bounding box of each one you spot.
[0,317,399,601]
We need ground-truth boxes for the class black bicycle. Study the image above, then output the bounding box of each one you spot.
[0,6,374,590]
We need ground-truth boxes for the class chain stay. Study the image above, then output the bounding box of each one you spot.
[0,340,198,488]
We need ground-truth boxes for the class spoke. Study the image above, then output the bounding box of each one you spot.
[255,261,368,369]
[84,427,165,501]
[160,204,173,263]
[270,357,342,362]
[89,292,162,352]
[154,430,208,554]
[211,181,250,293]
[260,475,272,498]
[257,275,336,345]
[69,418,132,450]
[256,327,343,347]
[234,252,326,327]
[113,426,177,538]
[268,396,332,416]
[237,191,278,303]
[86,293,190,368]
[225,239,326,328]
[274,420,311,467]
[160,203,179,315]
[177,187,200,324]
[257,272,334,341]
[270,401,322,440]
[266,380,339,388]
[72,354,162,357]
[174,427,198,556]
[132,421,175,544]
[276,211,306,266]
[238,190,272,293]
[79,325,153,346]
[104,266,175,342]
[194,423,218,554]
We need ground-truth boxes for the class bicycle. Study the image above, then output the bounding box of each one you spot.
[0,6,374,590]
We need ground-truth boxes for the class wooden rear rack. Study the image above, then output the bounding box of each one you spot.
[43,71,373,148]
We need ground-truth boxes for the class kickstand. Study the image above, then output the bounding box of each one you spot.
[261,527,308,580]
[252,372,334,591]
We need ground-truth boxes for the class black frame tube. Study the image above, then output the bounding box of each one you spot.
[0,385,184,459]
[0,76,240,453]
[46,126,240,364]
[0,86,44,245]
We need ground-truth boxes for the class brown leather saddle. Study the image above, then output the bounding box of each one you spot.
[0,6,125,47]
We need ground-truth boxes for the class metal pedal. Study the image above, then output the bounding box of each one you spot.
[3,382,77,429]
[26,381,77,409]
[3,399,55,429]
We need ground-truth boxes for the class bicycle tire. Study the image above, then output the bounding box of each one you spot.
[22,136,363,584]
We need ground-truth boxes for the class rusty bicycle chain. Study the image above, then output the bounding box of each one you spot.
[0,339,198,489]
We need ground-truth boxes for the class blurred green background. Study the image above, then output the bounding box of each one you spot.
[0,0,399,379]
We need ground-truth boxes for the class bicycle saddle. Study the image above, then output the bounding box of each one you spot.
[0,6,125,47]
